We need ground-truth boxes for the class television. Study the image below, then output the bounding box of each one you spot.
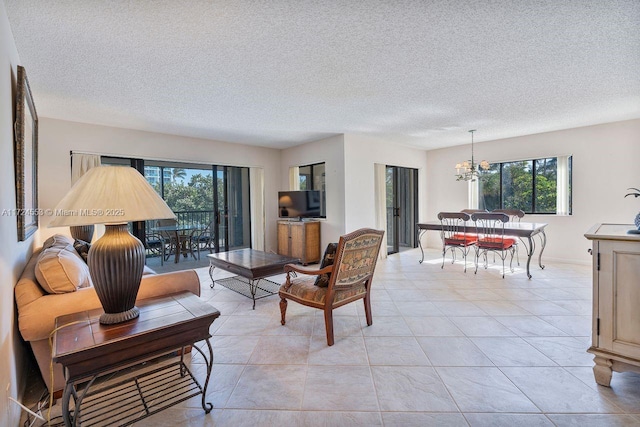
[278,190,323,219]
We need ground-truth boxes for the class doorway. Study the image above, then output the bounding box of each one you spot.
[213,165,251,252]
[386,166,418,255]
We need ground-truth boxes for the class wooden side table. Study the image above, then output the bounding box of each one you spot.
[53,292,220,426]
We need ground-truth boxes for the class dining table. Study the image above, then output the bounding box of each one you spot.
[151,224,198,263]
[417,221,548,278]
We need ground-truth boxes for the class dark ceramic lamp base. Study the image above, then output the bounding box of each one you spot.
[70,224,95,242]
[98,307,140,324]
[88,223,145,325]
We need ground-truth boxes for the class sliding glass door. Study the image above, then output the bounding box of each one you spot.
[102,156,251,253]
[213,165,251,252]
[386,166,418,255]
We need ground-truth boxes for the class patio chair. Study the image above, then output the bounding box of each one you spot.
[471,212,516,278]
[190,220,214,260]
[156,218,181,261]
[144,231,166,266]
[279,228,384,346]
[438,212,477,272]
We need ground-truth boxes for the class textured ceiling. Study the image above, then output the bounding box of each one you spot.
[4,0,640,149]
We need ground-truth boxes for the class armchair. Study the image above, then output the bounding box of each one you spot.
[278,228,384,346]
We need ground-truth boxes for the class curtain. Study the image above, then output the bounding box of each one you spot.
[557,155,570,215]
[468,179,479,209]
[374,163,388,259]
[288,166,300,190]
[71,153,101,184]
[249,167,265,251]
[70,153,102,241]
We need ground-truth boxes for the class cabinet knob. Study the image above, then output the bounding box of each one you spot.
[588,248,592,255]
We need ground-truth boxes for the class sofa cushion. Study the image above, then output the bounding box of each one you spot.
[35,243,92,294]
[73,239,91,262]
[42,233,74,250]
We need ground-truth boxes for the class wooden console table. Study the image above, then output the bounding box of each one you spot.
[53,292,220,426]
[585,223,640,386]
[277,220,321,265]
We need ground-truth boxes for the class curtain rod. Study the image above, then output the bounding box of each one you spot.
[69,150,259,169]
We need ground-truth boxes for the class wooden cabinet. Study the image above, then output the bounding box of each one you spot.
[277,220,321,265]
[585,223,640,386]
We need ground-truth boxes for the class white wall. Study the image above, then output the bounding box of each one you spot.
[426,119,640,263]
[0,2,32,424]
[280,134,346,246]
[344,134,429,231]
[37,118,283,252]
[281,133,429,248]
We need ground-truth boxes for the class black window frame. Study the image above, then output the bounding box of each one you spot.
[298,162,325,191]
[479,156,572,215]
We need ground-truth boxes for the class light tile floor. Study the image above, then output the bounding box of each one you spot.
[33,248,640,426]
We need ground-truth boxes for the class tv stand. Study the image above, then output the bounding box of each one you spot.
[277,220,321,265]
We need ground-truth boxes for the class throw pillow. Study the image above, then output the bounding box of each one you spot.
[314,243,338,287]
[73,239,91,262]
[42,234,74,250]
[35,243,92,294]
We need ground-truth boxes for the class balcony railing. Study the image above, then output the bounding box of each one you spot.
[145,210,214,231]
[174,210,214,228]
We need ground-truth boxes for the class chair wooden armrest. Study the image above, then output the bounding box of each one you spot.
[284,263,333,276]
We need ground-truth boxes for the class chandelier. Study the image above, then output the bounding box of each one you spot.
[455,129,490,181]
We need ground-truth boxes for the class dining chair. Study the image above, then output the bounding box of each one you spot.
[492,208,525,265]
[470,212,516,278]
[279,228,384,346]
[144,230,166,266]
[156,218,180,261]
[190,220,214,260]
[437,212,477,272]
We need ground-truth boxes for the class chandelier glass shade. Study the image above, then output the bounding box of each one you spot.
[455,130,490,181]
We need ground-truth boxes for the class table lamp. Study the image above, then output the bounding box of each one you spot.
[279,194,293,217]
[49,166,175,324]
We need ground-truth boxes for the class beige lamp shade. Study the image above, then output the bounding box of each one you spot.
[49,166,175,227]
[279,195,293,207]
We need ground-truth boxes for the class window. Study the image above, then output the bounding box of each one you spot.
[298,162,326,217]
[478,156,572,215]
[298,162,325,191]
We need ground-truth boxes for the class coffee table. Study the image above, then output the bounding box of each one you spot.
[53,292,220,427]
[207,249,299,309]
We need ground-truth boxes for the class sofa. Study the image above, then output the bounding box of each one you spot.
[15,234,201,394]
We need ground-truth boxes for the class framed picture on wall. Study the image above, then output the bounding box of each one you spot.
[14,65,39,241]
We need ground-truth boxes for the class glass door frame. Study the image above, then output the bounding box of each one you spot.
[386,165,419,255]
